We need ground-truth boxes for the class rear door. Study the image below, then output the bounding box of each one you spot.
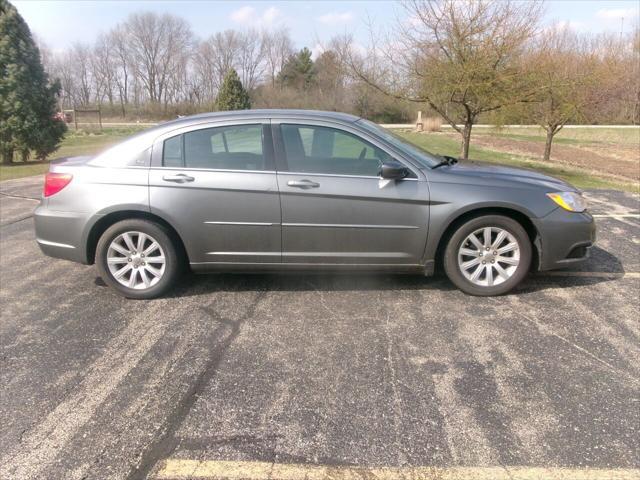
[149,120,281,265]
[272,120,430,266]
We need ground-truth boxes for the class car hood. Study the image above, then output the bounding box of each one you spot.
[432,160,577,192]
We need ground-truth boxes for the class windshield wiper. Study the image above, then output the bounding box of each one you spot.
[432,155,459,169]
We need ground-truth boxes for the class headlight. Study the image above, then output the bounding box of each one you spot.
[546,191,587,212]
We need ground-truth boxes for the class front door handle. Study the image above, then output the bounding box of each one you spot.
[163,173,195,183]
[287,179,320,189]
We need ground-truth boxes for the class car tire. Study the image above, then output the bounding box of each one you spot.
[443,215,532,296]
[96,219,181,299]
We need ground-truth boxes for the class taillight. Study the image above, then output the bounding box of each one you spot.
[44,172,73,197]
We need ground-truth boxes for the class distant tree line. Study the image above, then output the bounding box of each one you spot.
[37,11,426,123]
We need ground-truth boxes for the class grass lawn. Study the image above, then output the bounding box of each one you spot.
[469,126,640,146]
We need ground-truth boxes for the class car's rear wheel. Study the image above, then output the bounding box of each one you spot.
[443,215,532,296]
[96,219,180,299]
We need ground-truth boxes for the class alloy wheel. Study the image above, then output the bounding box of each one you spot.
[106,231,166,290]
[457,226,520,287]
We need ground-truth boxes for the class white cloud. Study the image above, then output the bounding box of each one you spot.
[550,20,587,32]
[311,43,325,60]
[262,6,281,25]
[595,7,639,20]
[230,5,283,26]
[230,6,256,24]
[317,11,354,25]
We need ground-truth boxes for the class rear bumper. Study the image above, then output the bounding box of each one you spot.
[533,208,596,271]
[34,205,91,264]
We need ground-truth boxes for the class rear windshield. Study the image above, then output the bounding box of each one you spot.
[89,130,154,167]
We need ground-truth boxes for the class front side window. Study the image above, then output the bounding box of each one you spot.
[280,124,393,176]
[162,124,265,170]
[356,119,439,168]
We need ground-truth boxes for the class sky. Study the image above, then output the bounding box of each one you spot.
[12,0,640,56]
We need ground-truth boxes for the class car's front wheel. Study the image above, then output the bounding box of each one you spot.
[443,215,532,296]
[96,219,180,299]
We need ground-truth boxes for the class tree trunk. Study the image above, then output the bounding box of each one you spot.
[543,129,554,161]
[1,147,14,165]
[634,85,640,125]
[460,122,472,159]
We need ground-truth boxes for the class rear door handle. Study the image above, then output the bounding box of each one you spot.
[287,179,320,189]
[162,173,195,183]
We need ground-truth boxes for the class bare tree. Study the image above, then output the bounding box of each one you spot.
[585,29,640,125]
[194,29,265,102]
[93,33,116,106]
[237,29,265,90]
[123,12,193,104]
[314,50,348,110]
[209,30,241,90]
[342,0,543,159]
[108,25,131,117]
[632,27,640,125]
[521,26,601,161]
[193,40,218,104]
[70,43,93,106]
[262,28,294,87]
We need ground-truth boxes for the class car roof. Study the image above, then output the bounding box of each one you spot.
[154,109,361,131]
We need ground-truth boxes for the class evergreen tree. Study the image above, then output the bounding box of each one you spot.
[277,47,316,90]
[0,0,66,164]
[215,68,251,111]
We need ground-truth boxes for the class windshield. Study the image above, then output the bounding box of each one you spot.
[356,119,439,168]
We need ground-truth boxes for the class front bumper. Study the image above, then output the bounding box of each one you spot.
[34,204,91,264]
[533,208,596,271]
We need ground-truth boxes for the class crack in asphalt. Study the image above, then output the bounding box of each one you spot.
[0,191,40,201]
[0,214,33,227]
[383,310,407,466]
[126,289,267,480]
[500,298,640,385]
[0,192,37,227]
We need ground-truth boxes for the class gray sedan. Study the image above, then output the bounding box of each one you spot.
[34,110,595,298]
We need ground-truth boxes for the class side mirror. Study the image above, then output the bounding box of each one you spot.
[379,160,409,180]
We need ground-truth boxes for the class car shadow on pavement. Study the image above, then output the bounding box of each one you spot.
[163,271,457,298]
[517,246,626,294]
[91,247,625,298]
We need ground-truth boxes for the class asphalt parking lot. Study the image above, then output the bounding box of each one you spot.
[0,175,638,480]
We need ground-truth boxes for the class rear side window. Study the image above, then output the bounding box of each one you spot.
[280,124,392,176]
[163,136,183,167]
[163,124,265,171]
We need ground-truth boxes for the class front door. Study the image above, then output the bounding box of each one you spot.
[149,121,281,265]
[273,121,429,266]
